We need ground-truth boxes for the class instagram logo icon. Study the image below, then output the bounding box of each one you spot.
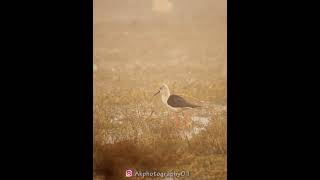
[125,169,133,177]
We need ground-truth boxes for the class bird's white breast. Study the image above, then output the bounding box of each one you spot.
[161,95,168,105]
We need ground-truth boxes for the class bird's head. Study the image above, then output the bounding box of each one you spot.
[153,83,170,96]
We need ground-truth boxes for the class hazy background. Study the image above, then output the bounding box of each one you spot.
[94,0,226,179]
[94,0,226,24]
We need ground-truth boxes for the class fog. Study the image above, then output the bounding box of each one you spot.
[94,0,226,25]
[93,1,227,179]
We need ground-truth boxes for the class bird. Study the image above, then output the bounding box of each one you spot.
[153,83,201,128]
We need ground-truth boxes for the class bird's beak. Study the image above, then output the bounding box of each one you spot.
[153,90,160,96]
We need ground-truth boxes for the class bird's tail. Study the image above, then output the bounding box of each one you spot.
[190,104,202,108]
[192,104,213,109]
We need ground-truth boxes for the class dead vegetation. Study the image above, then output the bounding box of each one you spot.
[93,21,226,180]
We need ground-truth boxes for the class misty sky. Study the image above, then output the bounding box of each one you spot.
[94,0,226,24]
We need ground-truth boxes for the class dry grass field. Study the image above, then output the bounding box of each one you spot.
[94,0,226,179]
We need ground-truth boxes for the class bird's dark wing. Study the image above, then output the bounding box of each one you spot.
[167,95,200,108]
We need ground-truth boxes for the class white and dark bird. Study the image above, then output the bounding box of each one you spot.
[153,83,201,128]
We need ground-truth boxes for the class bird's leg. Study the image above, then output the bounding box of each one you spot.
[183,112,188,128]
[167,110,171,120]
[170,111,175,121]
[186,111,191,127]
[183,111,192,129]
[181,111,188,129]
[175,112,180,128]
